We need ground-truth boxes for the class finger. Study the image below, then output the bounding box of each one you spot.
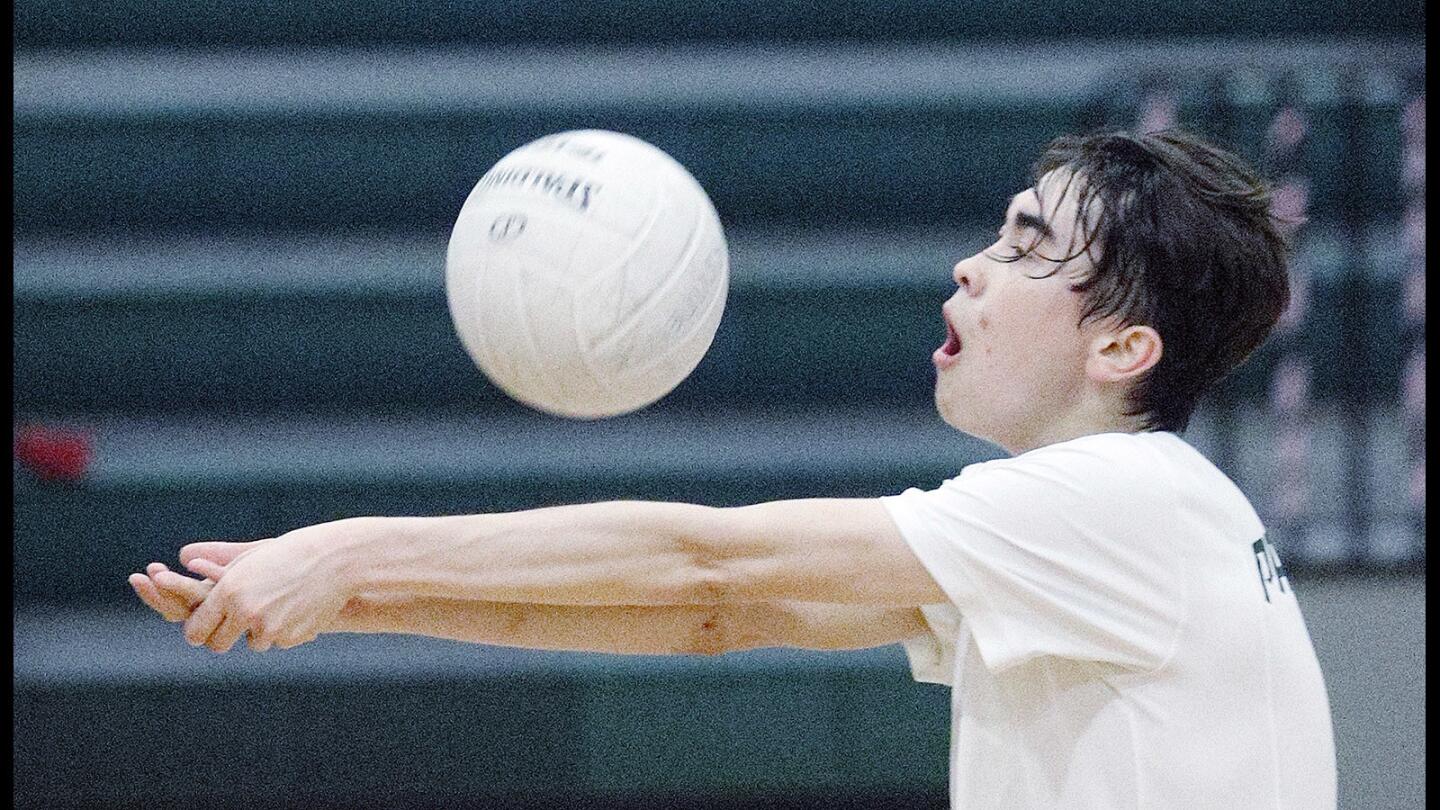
[206,610,249,654]
[148,561,208,590]
[179,540,267,570]
[155,560,216,586]
[185,558,228,582]
[130,573,191,620]
[184,592,226,647]
[152,569,213,608]
[129,574,192,622]
[247,630,274,653]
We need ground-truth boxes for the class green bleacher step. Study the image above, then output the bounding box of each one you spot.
[15,609,949,807]
[14,44,1098,233]
[13,407,1004,606]
[18,41,1419,235]
[13,227,1395,415]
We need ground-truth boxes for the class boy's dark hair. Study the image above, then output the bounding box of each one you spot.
[1011,128,1292,433]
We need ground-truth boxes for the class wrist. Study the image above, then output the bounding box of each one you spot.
[297,515,400,603]
[303,516,414,633]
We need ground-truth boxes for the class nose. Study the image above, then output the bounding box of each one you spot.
[952,257,985,298]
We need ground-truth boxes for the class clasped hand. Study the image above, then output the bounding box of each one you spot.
[130,519,368,653]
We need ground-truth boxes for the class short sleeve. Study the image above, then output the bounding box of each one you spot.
[880,435,1187,674]
[901,602,963,684]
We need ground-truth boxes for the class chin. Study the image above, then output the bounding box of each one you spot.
[935,385,1006,447]
[935,389,976,433]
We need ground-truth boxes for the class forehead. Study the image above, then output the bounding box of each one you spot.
[1008,167,1094,259]
[1007,167,1084,229]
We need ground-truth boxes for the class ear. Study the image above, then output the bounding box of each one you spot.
[1088,324,1162,383]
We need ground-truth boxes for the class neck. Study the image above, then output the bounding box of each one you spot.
[996,401,1151,456]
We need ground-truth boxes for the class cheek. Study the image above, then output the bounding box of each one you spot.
[985,289,1085,362]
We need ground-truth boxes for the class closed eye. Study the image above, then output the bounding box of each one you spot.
[984,237,1029,263]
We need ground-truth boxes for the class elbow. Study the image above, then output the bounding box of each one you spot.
[674,506,749,606]
[684,560,738,607]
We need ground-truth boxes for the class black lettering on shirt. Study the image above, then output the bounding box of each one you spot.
[1252,535,1291,603]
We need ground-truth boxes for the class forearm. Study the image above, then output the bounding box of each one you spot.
[332,595,737,654]
[332,594,926,655]
[341,502,721,606]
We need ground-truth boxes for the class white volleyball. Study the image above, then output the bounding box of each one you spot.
[445,130,729,419]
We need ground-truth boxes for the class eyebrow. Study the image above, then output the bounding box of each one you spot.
[1004,191,1055,244]
[1012,210,1054,242]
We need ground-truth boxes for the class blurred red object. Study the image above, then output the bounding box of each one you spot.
[14,424,95,481]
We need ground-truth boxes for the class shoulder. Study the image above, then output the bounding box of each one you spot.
[882,432,1190,546]
[947,430,1187,497]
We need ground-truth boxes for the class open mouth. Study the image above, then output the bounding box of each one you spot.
[941,318,962,356]
[932,311,963,369]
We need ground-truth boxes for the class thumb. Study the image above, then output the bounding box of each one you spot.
[179,539,268,570]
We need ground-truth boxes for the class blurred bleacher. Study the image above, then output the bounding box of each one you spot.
[12,2,1424,807]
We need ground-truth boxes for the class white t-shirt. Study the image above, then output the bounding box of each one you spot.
[880,430,1336,810]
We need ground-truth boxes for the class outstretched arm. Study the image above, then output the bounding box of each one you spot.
[170,498,946,652]
[332,499,944,606]
[132,565,926,655]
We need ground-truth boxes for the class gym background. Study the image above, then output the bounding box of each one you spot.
[13,3,1425,808]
